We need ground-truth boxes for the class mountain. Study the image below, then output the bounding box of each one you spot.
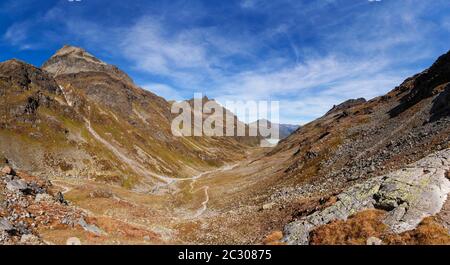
[250,119,299,139]
[0,45,258,192]
[278,123,299,139]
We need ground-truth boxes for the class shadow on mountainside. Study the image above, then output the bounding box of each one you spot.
[389,50,450,118]
[430,84,450,122]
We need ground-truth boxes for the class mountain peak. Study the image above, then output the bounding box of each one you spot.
[42,45,133,84]
[51,45,106,65]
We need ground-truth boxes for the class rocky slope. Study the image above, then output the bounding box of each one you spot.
[0,165,163,245]
[0,165,80,244]
[267,50,450,195]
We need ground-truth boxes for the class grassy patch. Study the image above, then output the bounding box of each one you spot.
[310,210,450,245]
[310,209,387,245]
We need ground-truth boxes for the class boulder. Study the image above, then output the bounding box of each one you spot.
[0,218,14,232]
[6,179,28,192]
[27,182,46,194]
[1,166,15,176]
[366,237,383,245]
[66,237,81,245]
[20,234,40,244]
[78,218,104,235]
[262,202,276,210]
[56,192,67,204]
[35,193,54,203]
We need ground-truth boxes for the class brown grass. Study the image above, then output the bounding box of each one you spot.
[309,210,450,245]
[384,217,450,245]
[309,209,387,245]
[85,216,161,242]
[263,230,285,245]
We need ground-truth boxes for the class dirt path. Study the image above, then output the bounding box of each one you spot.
[156,163,240,219]
[191,186,210,218]
[52,180,73,194]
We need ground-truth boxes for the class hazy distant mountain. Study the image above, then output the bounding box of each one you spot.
[278,123,300,139]
[250,119,299,139]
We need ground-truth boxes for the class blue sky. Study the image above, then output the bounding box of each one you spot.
[1,0,450,124]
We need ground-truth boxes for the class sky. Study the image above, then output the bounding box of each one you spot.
[1,0,450,125]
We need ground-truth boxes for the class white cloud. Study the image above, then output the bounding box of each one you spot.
[119,17,246,88]
[214,56,390,99]
[240,0,259,9]
[121,18,210,75]
[443,17,450,31]
[3,21,34,50]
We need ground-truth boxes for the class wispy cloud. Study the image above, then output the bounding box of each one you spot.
[120,17,211,81]
[118,16,263,88]
[212,55,404,124]
[3,21,35,50]
[240,0,259,9]
[214,56,389,99]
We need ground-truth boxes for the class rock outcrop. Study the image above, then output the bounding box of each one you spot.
[0,59,61,94]
[283,149,450,244]
[325,98,367,116]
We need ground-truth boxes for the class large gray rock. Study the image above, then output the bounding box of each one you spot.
[35,193,54,203]
[20,234,40,244]
[78,218,104,236]
[0,218,14,232]
[6,179,28,192]
[283,149,450,245]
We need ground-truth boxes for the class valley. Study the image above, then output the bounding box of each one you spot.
[1,45,449,245]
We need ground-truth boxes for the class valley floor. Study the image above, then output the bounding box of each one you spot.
[40,147,286,244]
